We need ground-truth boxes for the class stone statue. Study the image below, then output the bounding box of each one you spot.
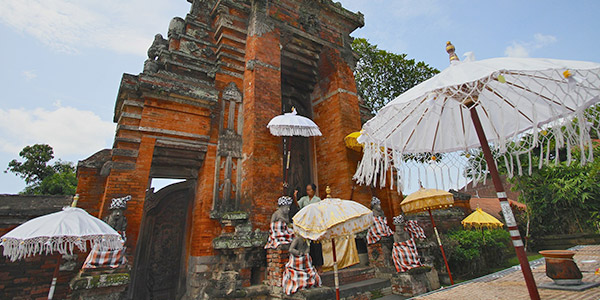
[147,34,168,60]
[103,195,131,236]
[264,196,295,250]
[271,197,292,224]
[288,236,310,256]
[392,214,411,243]
[371,196,385,218]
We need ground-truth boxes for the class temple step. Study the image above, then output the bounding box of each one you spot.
[320,266,376,287]
[291,278,392,300]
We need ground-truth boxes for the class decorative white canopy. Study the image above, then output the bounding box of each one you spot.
[1,207,123,262]
[355,57,600,189]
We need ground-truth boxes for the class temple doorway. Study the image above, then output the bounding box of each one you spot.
[129,180,194,300]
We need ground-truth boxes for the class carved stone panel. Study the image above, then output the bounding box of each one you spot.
[212,82,244,217]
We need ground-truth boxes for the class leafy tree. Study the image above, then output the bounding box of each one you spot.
[5,144,77,195]
[352,38,439,114]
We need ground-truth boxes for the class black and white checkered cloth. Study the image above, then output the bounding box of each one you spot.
[282,253,321,295]
[366,216,394,244]
[264,220,294,249]
[392,238,422,272]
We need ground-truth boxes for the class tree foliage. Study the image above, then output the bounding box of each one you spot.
[5,144,77,195]
[352,38,439,113]
[510,145,600,237]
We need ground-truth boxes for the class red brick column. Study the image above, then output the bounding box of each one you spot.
[241,10,282,230]
[266,247,289,287]
[100,136,155,251]
[312,48,365,204]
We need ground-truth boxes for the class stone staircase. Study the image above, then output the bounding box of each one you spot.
[289,266,392,300]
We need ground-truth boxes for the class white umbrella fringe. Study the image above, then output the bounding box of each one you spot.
[267,125,322,137]
[1,234,123,262]
[354,62,600,190]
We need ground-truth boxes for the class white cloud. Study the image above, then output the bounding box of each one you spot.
[505,33,558,57]
[0,106,115,159]
[0,0,188,56]
[505,43,530,58]
[22,70,37,80]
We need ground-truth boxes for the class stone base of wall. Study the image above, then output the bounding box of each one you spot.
[390,266,440,297]
[69,269,129,300]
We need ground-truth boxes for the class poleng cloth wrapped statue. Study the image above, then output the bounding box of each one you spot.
[282,236,322,295]
[264,220,294,249]
[392,238,423,272]
[391,215,424,272]
[366,216,394,244]
[83,195,130,269]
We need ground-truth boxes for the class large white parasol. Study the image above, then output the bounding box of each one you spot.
[0,196,123,299]
[292,192,372,300]
[267,107,322,193]
[354,42,600,300]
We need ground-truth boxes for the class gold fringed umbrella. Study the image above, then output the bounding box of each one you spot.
[344,131,363,152]
[401,187,454,284]
[462,207,504,230]
[293,188,373,300]
[462,207,504,243]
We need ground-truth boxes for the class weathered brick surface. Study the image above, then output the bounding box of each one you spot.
[241,28,283,231]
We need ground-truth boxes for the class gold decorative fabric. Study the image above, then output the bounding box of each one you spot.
[322,235,360,272]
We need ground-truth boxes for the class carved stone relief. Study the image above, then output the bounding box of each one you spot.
[212,82,244,216]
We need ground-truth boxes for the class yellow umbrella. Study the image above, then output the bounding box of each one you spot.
[401,187,454,285]
[344,131,363,152]
[293,191,373,300]
[400,187,453,213]
[462,208,504,230]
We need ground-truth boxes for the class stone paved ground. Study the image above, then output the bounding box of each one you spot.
[412,245,600,300]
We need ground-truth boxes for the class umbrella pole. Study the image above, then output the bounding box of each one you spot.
[428,209,454,285]
[47,254,61,300]
[331,238,340,300]
[470,107,540,300]
[284,136,293,194]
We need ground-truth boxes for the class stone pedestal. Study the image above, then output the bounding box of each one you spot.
[390,267,440,297]
[266,245,290,288]
[367,237,394,272]
[69,271,130,300]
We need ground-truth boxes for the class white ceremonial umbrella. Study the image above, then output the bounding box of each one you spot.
[267,107,322,192]
[354,42,600,300]
[292,191,373,300]
[0,195,123,299]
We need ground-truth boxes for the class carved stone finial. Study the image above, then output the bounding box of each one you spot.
[446,41,459,63]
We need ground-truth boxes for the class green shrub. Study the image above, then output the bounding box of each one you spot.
[432,229,511,279]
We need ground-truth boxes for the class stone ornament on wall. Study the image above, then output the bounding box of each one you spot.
[212,82,244,216]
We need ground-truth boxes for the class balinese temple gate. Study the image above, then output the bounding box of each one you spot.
[75,0,402,298]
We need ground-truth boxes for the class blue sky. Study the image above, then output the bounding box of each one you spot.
[0,0,599,194]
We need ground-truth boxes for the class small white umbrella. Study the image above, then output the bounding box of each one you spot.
[355,42,600,300]
[0,196,123,299]
[292,193,373,300]
[267,107,322,192]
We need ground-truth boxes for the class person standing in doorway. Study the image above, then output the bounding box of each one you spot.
[296,183,321,209]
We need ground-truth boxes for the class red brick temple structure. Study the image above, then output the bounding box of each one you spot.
[74,0,403,298]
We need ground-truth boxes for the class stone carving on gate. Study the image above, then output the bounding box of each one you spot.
[212,82,244,217]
